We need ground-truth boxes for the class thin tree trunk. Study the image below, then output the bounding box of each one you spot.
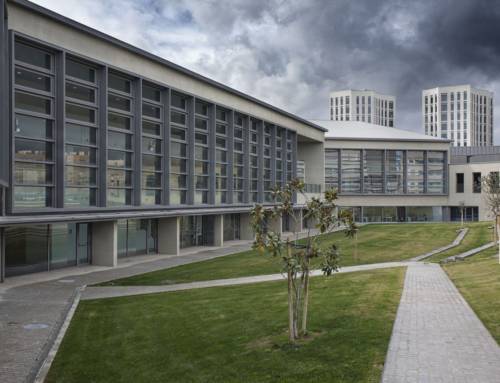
[497,215,500,265]
[301,269,310,336]
[287,269,295,342]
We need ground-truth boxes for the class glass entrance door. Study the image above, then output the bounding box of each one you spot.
[77,223,90,264]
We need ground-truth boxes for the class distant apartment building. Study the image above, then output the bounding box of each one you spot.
[422,85,494,147]
[329,90,395,127]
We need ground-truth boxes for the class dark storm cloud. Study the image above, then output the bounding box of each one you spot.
[34,0,500,140]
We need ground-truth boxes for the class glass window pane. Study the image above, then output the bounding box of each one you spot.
[171,142,186,157]
[142,137,161,154]
[170,190,186,205]
[143,103,161,119]
[15,92,51,114]
[65,145,96,165]
[363,150,383,193]
[15,162,52,184]
[107,188,132,206]
[66,103,95,123]
[142,155,161,172]
[170,158,186,173]
[15,67,51,92]
[108,73,131,94]
[5,225,49,276]
[50,223,77,269]
[64,188,96,207]
[142,120,161,136]
[171,92,186,110]
[108,131,132,150]
[108,113,131,130]
[427,151,445,193]
[15,115,52,139]
[142,172,161,188]
[170,174,187,188]
[108,94,131,112]
[142,190,161,205]
[15,139,52,161]
[66,123,96,145]
[143,84,161,102]
[66,59,95,83]
[13,187,51,208]
[66,82,95,103]
[195,101,208,116]
[15,42,51,70]
[195,133,207,145]
[171,111,186,125]
[195,146,208,160]
[386,150,404,194]
[108,169,132,187]
[171,127,186,141]
[108,150,132,168]
[66,166,96,186]
[407,151,425,194]
[195,118,208,131]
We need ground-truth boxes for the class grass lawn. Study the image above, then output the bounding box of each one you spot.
[444,247,500,345]
[426,222,493,263]
[103,223,459,286]
[47,267,405,383]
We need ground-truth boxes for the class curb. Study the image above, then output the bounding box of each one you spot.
[33,285,86,383]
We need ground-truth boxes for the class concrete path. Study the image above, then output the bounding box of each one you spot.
[410,228,468,262]
[442,241,497,263]
[382,262,500,383]
[82,261,409,300]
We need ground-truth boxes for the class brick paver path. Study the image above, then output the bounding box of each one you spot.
[382,263,500,383]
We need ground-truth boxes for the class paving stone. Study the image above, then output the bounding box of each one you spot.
[381,263,500,383]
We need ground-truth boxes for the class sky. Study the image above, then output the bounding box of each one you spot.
[32,0,500,141]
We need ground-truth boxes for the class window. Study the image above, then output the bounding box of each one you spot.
[107,72,134,206]
[263,123,273,202]
[407,151,424,194]
[473,172,481,193]
[64,58,98,207]
[13,40,55,208]
[233,114,245,203]
[363,150,383,193]
[141,83,163,205]
[215,107,229,204]
[341,150,361,193]
[427,151,445,193]
[325,150,339,190]
[249,119,259,202]
[194,100,209,204]
[456,173,464,193]
[170,92,189,205]
[386,150,404,193]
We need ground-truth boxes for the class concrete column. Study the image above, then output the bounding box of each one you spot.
[158,217,180,255]
[92,221,117,267]
[290,210,304,233]
[0,227,5,283]
[239,213,255,240]
[214,215,224,247]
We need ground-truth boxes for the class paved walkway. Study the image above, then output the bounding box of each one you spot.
[82,261,408,300]
[410,228,468,262]
[382,262,500,383]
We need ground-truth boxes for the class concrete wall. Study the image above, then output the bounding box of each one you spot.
[325,138,450,152]
[337,195,449,208]
[448,162,500,221]
[158,217,180,255]
[239,213,254,240]
[6,2,324,143]
[214,215,224,247]
[92,221,117,267]
[297,141,325,187]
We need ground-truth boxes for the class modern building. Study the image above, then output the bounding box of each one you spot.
[422,85,494,147]
[329,89,395,127]
[0,0,326,281]
[448,146,500,221]
[314,121,450,222]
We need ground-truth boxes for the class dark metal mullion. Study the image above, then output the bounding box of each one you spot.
[291,131,298,203]
[243,116,250,204]
[98,66,108,207]
[187,96,195,205]
[134,78,142,206]
[55,51,65,208]
[270,125,276,190]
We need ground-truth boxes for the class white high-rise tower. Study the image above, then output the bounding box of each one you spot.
[329,89,395,127]
[422,85,494,146]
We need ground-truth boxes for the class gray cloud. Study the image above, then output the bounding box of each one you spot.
[33,0,500,141]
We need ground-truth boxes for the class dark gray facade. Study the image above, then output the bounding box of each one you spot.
[0,0,8,188]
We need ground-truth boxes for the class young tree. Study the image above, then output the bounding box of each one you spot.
[251,179,357,343]
[482,172,500,263]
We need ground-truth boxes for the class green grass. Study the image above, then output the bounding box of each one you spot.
[426,222,493,263]
[47,267,405,383]
[444,246,500,344]
[103,223,460,286]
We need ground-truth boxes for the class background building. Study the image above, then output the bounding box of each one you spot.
[329,89,395,127]
[422,85,494,147]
